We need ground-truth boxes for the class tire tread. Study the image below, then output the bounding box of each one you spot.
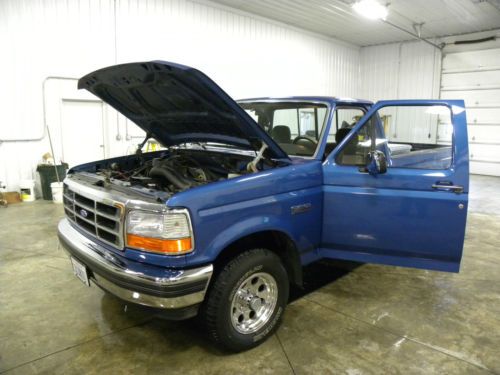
[201,248,286,350]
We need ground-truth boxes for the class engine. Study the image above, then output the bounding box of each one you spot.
[94,149,256,194]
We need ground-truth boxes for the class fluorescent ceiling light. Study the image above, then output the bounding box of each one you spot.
[352,0,388,20]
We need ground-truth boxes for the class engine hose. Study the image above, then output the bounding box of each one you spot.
[149,166,193,191]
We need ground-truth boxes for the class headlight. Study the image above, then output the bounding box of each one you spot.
[126,210,193,254]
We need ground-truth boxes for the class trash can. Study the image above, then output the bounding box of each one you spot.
[36,164,68,200]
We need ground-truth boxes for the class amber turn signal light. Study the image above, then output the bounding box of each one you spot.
[126,234,193,254]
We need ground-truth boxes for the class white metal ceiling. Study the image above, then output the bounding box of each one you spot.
[208,0,500,46]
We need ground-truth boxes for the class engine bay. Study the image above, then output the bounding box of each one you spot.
[87,148,278,195]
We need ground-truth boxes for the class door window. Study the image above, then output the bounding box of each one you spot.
[337,105,453,170]
[328,107,366,142]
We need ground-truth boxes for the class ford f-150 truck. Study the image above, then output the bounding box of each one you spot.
[58,61,469,352]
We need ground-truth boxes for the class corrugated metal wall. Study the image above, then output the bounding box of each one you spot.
[359,40,442,145]
[360,34,500,176]
[360,40,441,101]
[0,0,116,191]
[0,0,361,191]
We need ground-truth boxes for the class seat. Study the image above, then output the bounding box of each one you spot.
[335,127,363,165]
[305,130,316,138]
[335,127,352,144]
[324,142,337,156]
[272,125,292,143]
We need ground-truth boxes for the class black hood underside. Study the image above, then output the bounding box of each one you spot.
[78,61,288,159]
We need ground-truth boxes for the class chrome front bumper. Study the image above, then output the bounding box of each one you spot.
[57,218,213,311]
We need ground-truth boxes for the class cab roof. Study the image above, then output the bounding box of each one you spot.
[237,96,373,106]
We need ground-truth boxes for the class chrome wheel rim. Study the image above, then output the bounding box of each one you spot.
[230,272,278,335]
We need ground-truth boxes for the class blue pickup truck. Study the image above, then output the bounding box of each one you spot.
[58,61,468,351]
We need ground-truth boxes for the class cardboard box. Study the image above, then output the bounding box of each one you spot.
[1,192,22,204]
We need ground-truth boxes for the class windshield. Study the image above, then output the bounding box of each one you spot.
[239,102,329,157]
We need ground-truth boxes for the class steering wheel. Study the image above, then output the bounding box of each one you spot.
[293,136,318,147]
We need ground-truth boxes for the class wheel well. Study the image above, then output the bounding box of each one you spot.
[213,231,303,286]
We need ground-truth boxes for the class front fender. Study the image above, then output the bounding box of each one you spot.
[205,215,297,259]
[170,161,323,268]
[181,184,323,267]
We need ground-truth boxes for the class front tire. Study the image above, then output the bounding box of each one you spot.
[201,248,289,352]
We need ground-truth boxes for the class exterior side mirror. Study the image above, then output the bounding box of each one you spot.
[367,150,387,175]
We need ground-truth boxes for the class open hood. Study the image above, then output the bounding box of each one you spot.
[78,61,288,159]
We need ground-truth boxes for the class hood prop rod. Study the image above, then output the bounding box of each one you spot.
[136,133,152,155]
[247,143,268,173]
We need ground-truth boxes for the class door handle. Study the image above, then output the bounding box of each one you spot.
[432,183,464,194]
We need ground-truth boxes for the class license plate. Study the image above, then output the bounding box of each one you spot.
[71,257,90,286]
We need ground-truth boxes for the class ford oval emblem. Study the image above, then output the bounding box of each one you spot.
[80,209,88,218]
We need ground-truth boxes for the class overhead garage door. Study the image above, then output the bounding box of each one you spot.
[441,48,500,176]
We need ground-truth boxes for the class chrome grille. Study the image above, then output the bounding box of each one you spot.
[63,184,124,249]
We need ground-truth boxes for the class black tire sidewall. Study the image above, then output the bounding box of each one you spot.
[211,249,289,351]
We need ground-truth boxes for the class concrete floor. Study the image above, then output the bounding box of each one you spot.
[1,175,499,374]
